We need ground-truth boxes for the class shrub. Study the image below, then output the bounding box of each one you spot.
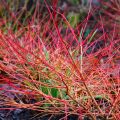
[0,0,119,119]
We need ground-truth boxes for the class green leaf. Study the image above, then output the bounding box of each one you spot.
[41,86,49,95]
[88,29,98,43]
[51,88,58,98]
[67,12,80,28]
[41,86,59,98]
[71,0,79,5]
[24,80,33,87]
[84,29,91,38]
[43,103,51,107]
[45,51,49,60]
[66,68,71,76]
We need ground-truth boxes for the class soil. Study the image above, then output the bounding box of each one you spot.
[0,108,107,120]
[0,109,79,120]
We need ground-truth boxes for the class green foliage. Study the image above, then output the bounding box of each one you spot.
[41,86,59,98]
[51,88,59,98]
[84,29,91,38]
[67,12,80,28]
[70,0,80,5]
[88,29,98,43]
[41,86,49,95]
